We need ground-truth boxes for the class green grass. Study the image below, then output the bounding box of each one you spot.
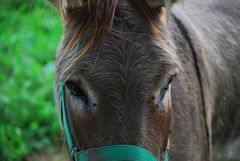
[0,1,63,160]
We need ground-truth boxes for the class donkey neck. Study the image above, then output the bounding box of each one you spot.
[167,13,211,161]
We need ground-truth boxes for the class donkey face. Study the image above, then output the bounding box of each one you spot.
[53,0,180,159]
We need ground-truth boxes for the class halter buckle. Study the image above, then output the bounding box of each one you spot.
[70,146,78,160]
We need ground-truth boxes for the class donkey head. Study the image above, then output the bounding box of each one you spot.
[51,0,180,159]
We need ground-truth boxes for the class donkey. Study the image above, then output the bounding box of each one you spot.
[49,0,240,161]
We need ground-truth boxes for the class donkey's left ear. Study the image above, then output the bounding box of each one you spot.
[48,0,84,14]
[146,0,178,8]
[61,0,84,11]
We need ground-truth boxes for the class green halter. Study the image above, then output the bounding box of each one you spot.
[59,81,169,161]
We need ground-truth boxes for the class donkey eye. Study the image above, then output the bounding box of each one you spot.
[154,74,176,112]
[65,81,89,104]
[65,80,97,116]
[160,76,173,99]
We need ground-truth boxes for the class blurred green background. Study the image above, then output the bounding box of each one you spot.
[0,0,66,160]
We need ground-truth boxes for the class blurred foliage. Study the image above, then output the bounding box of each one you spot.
[0,0,63,160]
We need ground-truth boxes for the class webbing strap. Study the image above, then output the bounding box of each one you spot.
[75,145,159,161]
[60,81,77,158]
[164,149,169,161]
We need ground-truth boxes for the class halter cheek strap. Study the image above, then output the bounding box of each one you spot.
[60,81,76,158]
[59,81,169,161]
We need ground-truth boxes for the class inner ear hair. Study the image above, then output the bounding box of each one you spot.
[61,0,84,13]
[62,0,84,9]
[146,0,181,8]
[146,0,165,8]
[48,0,84,14]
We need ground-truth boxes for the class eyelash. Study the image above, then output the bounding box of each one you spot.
[65,81,89,105]
[148,75,175,105]
[160,77,173,100]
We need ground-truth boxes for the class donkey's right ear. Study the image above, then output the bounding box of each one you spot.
[146,0,180,8]
[146,0,165,8]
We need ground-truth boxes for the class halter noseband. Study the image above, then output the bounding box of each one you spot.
[59,81,169,161]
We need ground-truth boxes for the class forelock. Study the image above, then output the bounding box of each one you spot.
[56,0,175,83]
